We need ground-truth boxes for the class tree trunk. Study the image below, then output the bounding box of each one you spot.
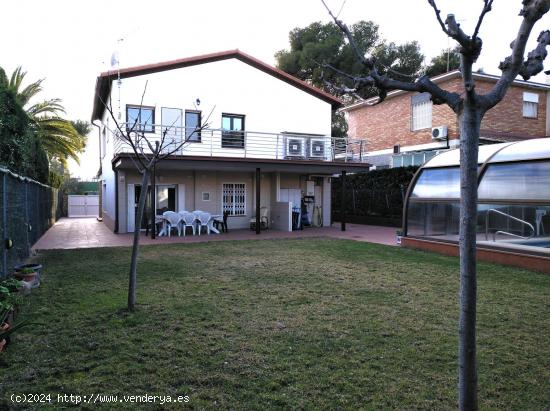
[458,105,481,411]
[128,167,150,311]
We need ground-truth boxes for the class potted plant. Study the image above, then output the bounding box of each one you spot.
[14,263,42,287]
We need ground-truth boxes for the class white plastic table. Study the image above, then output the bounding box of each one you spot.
[208,215,222,234]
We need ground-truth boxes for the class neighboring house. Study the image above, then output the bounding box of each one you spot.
[92,50,369,234]
[341,70,550,168]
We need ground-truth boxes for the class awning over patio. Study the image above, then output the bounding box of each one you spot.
[112,153,371,174]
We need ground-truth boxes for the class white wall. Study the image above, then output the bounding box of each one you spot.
[99,97,118,229]
[111,58,331,138]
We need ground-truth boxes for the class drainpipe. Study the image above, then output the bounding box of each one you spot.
[113,165,119,233]
[92,120,103,220]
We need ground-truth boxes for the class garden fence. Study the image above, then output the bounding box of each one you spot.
[0,167,62,278]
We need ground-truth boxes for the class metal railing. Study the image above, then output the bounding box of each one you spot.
[485,208,535,241]
[112,124,368,162]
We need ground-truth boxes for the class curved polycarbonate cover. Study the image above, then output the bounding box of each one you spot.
[478,160,550,201]
[410,167,460,199]
[487,138,550,163]
[422,142,513,168]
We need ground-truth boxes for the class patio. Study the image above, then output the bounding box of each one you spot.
[32,217,398,250]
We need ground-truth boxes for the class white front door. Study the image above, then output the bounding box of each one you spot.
[127,184,135,232]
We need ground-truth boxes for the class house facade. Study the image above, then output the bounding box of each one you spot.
[341,70,550,168]
[92,50,369,234]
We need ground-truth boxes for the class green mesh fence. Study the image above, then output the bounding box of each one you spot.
[0,168,61,278]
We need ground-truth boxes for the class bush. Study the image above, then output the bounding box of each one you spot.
[332,166,419,220]
[0,85,49,184]
[0,87,30,173]
[48,170,64,189]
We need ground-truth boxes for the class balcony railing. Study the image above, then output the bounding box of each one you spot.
[112,124,367,162]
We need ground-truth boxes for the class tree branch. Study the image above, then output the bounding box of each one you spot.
[320,0,372,68]
[482,0,550,110]
[473,0,494,40]
[428,0,451,37]
[156,105,216,161]
[519,30,550,79]
[321,0,463,112]
[428,1,484,62]
[98,90,146,170]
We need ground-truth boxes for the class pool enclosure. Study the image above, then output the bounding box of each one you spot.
[403,138,550,257]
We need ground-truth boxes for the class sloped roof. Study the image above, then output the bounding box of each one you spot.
[341,70,550,112]
[91,49,342,121]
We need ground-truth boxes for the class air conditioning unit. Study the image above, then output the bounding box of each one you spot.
[432,126,448,140]
[309,138,326,158]
[285,136,305,158]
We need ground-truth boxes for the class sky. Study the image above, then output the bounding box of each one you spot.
[3,0,549,180]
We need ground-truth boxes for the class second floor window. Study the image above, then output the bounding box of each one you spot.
[127,105,155,133]
[222,113,245,148]
[185,110,201,142]
[411,93,432,131]
[523,92,539,118]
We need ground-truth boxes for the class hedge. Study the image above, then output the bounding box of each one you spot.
[332,166,419,225]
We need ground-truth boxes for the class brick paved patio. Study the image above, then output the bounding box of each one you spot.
[32,218,398,250]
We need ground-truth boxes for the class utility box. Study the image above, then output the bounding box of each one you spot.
[306,181,315,197]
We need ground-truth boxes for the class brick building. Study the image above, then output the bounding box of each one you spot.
[341,70,550,168]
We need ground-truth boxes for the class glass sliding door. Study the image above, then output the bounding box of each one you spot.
[161,107,183,152]
[156,185,176,215]
[221,113,245,148]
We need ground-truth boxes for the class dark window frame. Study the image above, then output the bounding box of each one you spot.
[221,113,246,149]
[185,110,202,142]
[126,105,155,133]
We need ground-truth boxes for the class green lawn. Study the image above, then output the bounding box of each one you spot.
[1,239,549,410]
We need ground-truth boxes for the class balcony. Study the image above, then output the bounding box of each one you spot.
[112,124,367,163]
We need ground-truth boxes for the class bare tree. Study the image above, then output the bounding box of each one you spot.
[320,0,550,409]
[100,81,212,311]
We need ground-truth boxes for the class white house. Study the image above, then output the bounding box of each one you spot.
[92,50,369,234]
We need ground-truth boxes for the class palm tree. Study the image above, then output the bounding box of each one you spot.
[0,66,87,165]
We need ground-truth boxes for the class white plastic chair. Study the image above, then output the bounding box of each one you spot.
[163,211,182,237]
[249,206,269,229]
[180,211,197,236]
[197,212,211,235]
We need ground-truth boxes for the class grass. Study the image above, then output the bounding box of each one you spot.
[1,238,549,410]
